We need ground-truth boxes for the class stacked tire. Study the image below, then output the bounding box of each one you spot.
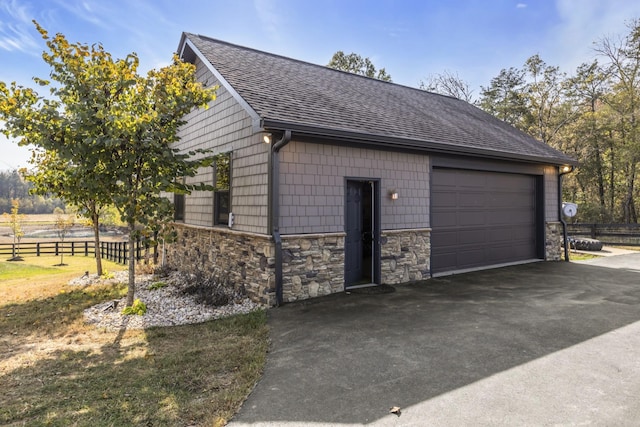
[568,237,603,251]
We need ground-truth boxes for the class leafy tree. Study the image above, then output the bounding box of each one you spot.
[594,18,640,223]
[99,204,124,227]
[3,199,24,261]
[0,170,63,214]
[53,206,75,266]
[25,150,111,275]
[327,51,392,81]
[563,61,613,220]
[0,22,217,305]
[420,70,475,103]
[479,67,531,129]
[522,54,574,147]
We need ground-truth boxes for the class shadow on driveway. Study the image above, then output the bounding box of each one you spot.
[230,257,640,426]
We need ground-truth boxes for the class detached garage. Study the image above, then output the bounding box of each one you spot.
[168,34,576,305]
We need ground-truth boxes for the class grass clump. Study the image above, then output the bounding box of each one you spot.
[121,298,147,316]
[100,269,115,279]
[149,280,167,290]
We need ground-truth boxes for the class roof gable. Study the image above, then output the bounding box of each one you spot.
[181,33,575,165]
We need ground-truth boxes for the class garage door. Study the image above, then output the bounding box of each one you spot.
[431,168,539,275]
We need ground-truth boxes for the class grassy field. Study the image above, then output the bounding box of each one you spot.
[0,255,269,426]
[0,213,62,225]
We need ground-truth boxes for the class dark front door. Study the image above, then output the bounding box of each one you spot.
[345,180,379,287]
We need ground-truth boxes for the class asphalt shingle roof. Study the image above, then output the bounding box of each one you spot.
[184,33,575,165]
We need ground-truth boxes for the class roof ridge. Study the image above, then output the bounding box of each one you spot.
[185,33,470,102]
[187,33,416,87]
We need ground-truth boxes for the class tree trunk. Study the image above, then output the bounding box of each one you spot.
[609,132,616,219]
[622,162,637,223]
[92,210,103,276]
[125,222,136,307]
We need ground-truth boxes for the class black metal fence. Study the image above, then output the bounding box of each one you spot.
[0,239,158,264]
[566,223,640,246]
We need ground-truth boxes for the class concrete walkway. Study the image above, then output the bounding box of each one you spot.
[229,254,640,426]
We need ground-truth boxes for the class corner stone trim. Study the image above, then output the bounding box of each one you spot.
[281,233,346,302]
[381,229,431,283]
[545,221,563,261]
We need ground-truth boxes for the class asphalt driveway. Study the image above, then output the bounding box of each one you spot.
[229,254,640,426]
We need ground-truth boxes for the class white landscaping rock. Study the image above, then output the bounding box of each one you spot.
[76,271,261,331]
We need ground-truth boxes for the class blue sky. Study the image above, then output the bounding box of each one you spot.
[1,0,640,170]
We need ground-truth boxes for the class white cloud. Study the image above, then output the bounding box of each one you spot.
[516,3,527,8]
[51,0,108,28]
[0,0,38,53]
[254,0,281,41]
[548,0,640,73]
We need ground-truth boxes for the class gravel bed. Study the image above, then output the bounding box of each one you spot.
[74,271,261,331]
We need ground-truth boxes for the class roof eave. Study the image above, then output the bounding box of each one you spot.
[261,119,577,167]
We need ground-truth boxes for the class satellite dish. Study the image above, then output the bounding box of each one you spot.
[562,202,577,218]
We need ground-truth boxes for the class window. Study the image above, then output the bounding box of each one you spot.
[213,152,231,225]
[174,176,186,221]
[174,193,185,221]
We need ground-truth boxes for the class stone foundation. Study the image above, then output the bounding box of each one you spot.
[545,221,563,261]
[381,228,431,283]
[165,225,433,306]
[165,224,276,305]
[281,233,345,302]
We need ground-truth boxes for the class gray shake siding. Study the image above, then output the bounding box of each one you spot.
[544,166,559,221]
[174,58,269,234]
[279,141,430,234]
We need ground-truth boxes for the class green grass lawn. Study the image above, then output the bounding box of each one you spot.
[0,254,126,303]
[0,259,59,280]
[0,255,269,427]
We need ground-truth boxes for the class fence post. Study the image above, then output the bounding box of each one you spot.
[153,243,158,264]
[85,241,89,257]
[71,241,75,256]
[55,242,59,256]
[153,231,159,265]
[36,242,40,257]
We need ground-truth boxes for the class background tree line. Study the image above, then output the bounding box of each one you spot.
[0,169,65,214]
[425,19,640,224]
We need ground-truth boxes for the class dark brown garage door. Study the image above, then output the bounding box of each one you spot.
[431,168,539,275]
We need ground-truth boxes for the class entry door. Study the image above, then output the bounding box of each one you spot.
[345,180,379,287]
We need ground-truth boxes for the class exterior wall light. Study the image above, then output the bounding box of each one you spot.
[560,165,574,173]
[390,191,398,200]
[262,133,272,144]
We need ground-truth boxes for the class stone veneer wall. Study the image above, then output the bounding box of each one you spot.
[165,224,276,305]
[166,226,434,305]
[545,221,563,261]
[381,229,431,283]
[280,233,345,302]
[279,229,432,302]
